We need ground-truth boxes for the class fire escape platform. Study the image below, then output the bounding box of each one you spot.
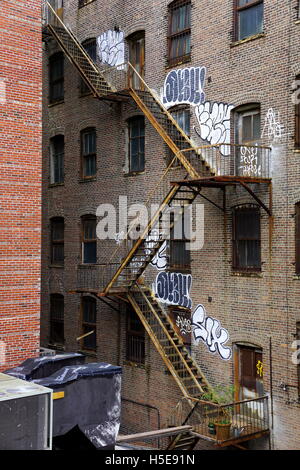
[171,176,272,216]
[192,429,270,448]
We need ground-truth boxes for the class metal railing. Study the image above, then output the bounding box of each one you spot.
[180,143,271,179]
[169,395,269,443]
[77,263,120,292]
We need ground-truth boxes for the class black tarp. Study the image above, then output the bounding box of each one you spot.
[4,353,85,381]
[35,362,122,449]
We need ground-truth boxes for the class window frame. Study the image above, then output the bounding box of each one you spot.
[81,215,97,264]
[295,75,300,149]
[50,217,64,266]
[81,296,97,352]
[80,127,97,179]
[232,204,261,272]
[49,294,64,346]
[169,210,191,272]
[50,135,64,184]
[128,116,145,174]
[167,0,191,67]
[126,307,145,364]
[80,38,97,95]
[234,0,264,42]
[49,52,64,104]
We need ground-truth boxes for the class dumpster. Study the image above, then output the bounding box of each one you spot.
[4,353,85,381]
[35,362,122,450]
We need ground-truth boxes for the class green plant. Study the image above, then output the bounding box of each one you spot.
[201,385,235,425]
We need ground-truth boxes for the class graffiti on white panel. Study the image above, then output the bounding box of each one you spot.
[192,304,231,360]
[176,314,192,336]
[162,67,206,108]
[194,102,234,156]
[97,30,125,67]
[239,145,261,177]
[154,272,192,309]
[261,108,285,143]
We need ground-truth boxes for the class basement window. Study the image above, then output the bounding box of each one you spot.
[232,204,261,272]
[168,0,191,67]
[234,0,264,41]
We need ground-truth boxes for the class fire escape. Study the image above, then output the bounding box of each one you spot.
[43,2,271,448]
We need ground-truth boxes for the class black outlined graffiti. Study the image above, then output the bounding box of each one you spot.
[192,304,231,360]
[97,30,125,67]
[153,272,192,309]
[162,67,206,108]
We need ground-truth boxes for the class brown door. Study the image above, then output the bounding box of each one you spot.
[236,345,264,401]
[128,32,145,90]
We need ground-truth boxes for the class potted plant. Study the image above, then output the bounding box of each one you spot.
[201,385,235,441]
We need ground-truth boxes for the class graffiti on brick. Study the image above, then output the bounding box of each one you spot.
[194,102,234,156]
[153,272,192,309]
[261,108,284,143]
[162,67,206,107]
[192,304,231,360]
[97,30,125,67]
[239,145,261,177]
[176,314,192,336]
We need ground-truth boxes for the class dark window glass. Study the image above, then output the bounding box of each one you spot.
[81,128,96,177]
[232,205,261,271]
[295,76,300,149]
[82,216,97,264]
[82,297,96,350]
[50,135,64,184]
[80,39,97,94]
[51,218,64,265]
[128,116,145,173]
[168,0,191,66]
[167,106,190,166]
[169,210,191,271]
[296,203,300,275]
[126,307,145,364]
[49,52,64,104]
[235,0,263,41]
[50,294,64,345]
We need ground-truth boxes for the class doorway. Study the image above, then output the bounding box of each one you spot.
[128,31,145,90]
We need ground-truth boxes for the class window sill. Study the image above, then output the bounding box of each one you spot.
[123,360,146,370]
[231,271,263,278]
[124,171,145,177]
[49,264,64,269]
[295,19,300,25]
[78,349,97,357]
[78,177,97,183]
[78,263,98,268]
[230,33,265,48]
[165,55,191,70]
[48,100,64,108]
[293,275,300,280]
[49,182,64,188]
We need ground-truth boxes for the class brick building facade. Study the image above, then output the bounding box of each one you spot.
[0,1,42,370]
[42,0,300,449]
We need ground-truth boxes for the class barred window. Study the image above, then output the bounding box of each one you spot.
[232,205,261,271]
[50,217,64,265]
[50,294,64,346]
[49,52,64,104]
[234,0,264,41]
[81,128,96,178]
[50,135,64,184]
[128,116,145,173]
[168,0,191,67]
[81,296,96,351]
[126,307,145,364]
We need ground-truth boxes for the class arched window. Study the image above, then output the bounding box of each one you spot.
[81,215,97,264]
[50,217,64,265]
[232,204,261,271]
[168,0,191,67]
[49,52,64,104]
[81,296,97,351]
[50,135,64,184]
[50,294,64,346]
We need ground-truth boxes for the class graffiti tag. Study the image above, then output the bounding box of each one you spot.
[239,146,261,177]
[162,67,206,108]
[154,272,192,309]
[192,304,231,360]
[176,314,192,336]
[97,30,125,67]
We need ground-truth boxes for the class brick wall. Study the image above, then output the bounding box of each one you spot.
[42,0,300,449]
[0,1,42,369]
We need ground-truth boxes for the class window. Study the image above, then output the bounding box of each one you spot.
[126,307,145,364]
[168,0,191,66]
[50,218,64,265]
[296,203,300,275]
[81,296,96,351]
[234,0,264,42]
[128,31,145,89]
[49,52,64,104]
[81,215,97,264]
[169,210,191,271]
[235,105,261,176]
[81,128,96,178]
[128,116,145,173]
[232,205,261,271]
[295,75,300,149]
[80,38,97,94]
[50,135,64,184]
[236,106,261,145]
[167,105,190,166]
[50,294,64,346]
[296,323,300,397]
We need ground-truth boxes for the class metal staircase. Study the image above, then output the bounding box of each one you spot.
[127,284,213,399]
[166,431,199,450]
